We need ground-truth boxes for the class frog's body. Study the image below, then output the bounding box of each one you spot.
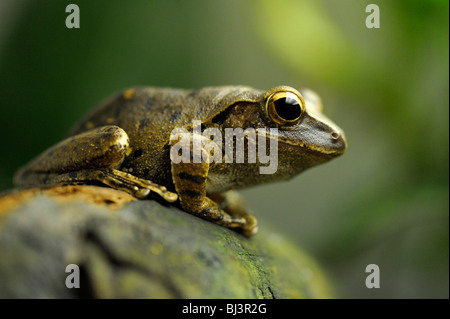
[14,86,346,236]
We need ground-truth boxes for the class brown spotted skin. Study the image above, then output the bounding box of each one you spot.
[14,86,347,236]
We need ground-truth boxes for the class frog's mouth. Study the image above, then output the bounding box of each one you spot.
[253,130,347,159]
[243,127,346,161]
[277,136,347,158]
[257,110,347,158]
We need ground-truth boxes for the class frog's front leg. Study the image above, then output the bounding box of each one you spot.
[170,133,257,237]
[14,125,177,202]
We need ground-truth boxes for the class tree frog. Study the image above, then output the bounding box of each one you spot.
[14,86,346,237]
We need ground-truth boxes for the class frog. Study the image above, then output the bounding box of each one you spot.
[13,85,347,237]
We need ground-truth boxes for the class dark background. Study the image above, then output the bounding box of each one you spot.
[0,0,448,298]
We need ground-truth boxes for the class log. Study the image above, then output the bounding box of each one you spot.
[0,185,331,298]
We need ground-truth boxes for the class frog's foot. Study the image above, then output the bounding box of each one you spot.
[190,196,257,237]
[15,168,178,202]
[96,169,178,202]
[210,191,258,237]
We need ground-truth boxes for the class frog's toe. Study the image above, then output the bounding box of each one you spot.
[135,188,151,199]
[162,191,178,203]
[242,215,258,237]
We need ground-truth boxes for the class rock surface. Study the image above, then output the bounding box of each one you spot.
[0,185,331,298]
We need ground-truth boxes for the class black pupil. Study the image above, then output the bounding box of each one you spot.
[274,96,301,121]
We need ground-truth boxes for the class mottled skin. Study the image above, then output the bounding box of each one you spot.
[14,86,347,236]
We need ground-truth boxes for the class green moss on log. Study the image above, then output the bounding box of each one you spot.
[0,186,331,298]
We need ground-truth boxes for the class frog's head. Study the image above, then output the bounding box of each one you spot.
[212,86,346,174]
[259,86,347,176]
[264,86,346,151]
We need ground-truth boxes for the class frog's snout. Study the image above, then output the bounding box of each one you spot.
[331,131,340,140]
[330,130,347,155]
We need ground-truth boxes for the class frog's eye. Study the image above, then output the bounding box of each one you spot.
[266,91,305,126]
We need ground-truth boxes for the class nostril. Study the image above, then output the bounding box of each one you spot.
[331,132,340,140]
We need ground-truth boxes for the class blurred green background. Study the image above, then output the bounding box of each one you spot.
[0,0,448,298]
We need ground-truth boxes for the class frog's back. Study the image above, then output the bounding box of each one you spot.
[70,86,258,136]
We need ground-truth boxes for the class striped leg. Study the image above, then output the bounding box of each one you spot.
[170,133,257,236]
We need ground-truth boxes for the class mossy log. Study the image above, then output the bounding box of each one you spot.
[0,185,331,298]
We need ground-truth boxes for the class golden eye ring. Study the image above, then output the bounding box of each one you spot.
[266,91,305,126]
